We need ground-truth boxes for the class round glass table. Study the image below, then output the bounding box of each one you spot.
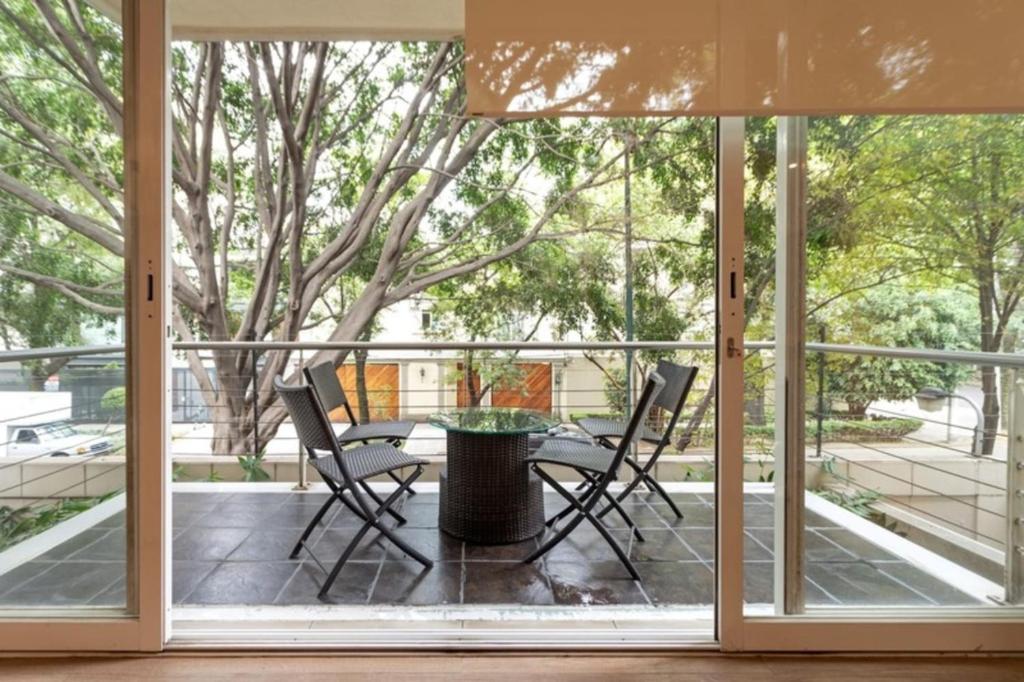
[429,408,559,544]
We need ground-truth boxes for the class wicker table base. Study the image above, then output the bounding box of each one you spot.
[438,431,545,544]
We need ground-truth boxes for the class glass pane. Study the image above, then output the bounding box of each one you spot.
[742,117,780,614]
[802,114,1023,609]
[0,1,126,611]
[162,38,720,628]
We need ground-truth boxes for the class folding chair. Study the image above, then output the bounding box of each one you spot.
[274,376,432,600]
[304,361,418,497]
[524,372,666,581]
[573,359,697,518]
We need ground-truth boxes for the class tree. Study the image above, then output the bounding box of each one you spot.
[0,1,676,454]
[829,116,1024,452]
[823,285,976,417]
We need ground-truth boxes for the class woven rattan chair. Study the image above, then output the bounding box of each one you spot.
[274,376,432,600]
[524,372,666,580]
[304,361,418,497]
[572,359,697,518]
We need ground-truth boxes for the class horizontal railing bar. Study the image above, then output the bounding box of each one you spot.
[806,342,1024,368]
[173,340,720,352]
[4,340,1023,367]
[0,345,125,362]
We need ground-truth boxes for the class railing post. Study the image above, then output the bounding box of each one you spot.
[294,348,309,490]
[815,324,826,459]
[1006,368,1024,604]
[249,332,260,455]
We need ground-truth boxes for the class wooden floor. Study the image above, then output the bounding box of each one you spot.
[0,654,1022,681]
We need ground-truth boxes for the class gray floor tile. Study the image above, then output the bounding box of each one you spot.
[464,536,539,562]
[383,528,463,562]
[88,576,127,607]
[173,560,218,603]
[276,561,378,605]
[874,563,983,606]
[654,502,715,528]
[370,560,461,606]
[309,527,388,562]
[629,529,701,562]
[0,562,123,606]
[186,561,300,605]
[637,561,715,605]
[226,528,306,562]
[35,528,111,561]
[174,527,251,561]
[815,528,901,561]
[70,528,125,561]
[546,561,649,606]
[463,562,554,605]
[806,561,935,606]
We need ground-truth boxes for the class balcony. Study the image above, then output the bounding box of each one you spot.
[0,342,1012,623]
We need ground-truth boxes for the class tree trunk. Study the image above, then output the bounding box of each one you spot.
[355,348,370,422]
[846,402,869,419]
[979,279,1000,456]
[1000,331,1017,430]
[677,376,715,451]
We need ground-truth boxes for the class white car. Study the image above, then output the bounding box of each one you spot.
[6,422,113,458]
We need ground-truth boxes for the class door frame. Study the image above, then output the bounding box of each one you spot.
[0,0,169,652]
[716,115,1024,652]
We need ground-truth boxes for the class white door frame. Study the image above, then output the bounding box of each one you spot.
[716,115,1024,652]
[0,0,170,652]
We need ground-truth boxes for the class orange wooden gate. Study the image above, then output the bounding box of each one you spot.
[492,362,552,412]
[456,362,552,412]
[332,363,400,422]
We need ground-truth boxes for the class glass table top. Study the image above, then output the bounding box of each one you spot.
[428,407,559,435]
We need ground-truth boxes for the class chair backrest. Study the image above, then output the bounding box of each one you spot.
[274,376,353,479]
[303,361,358,426]
[652,359,698,449]
[605,371,666,481]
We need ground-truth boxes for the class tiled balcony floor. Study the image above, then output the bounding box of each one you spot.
[0,488,985,610]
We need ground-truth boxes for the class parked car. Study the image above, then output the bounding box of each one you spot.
[5,421,113,458]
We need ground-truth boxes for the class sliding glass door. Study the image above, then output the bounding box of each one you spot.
[0,0,167,650]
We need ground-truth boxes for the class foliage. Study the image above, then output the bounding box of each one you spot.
[820,285,976,416]
[815,488,883,519]
[100,386,125,411]
[237,450,271,482]
[0,491,119,551]
[745,417,923,443]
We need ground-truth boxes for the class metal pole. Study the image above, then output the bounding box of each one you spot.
[1005,368,1023,604]
[294,347,309,490]
[249,330,259,455]
[815,324,826,459]
[623,138,634,420]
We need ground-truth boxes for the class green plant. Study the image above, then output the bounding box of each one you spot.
[237,450,271,482]
[204,470,223,483]
[0,491,120,552]
[815,488,882,518]
[172,464,187,482]
[100,386,126,411]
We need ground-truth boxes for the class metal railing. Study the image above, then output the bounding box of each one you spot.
[0,346,127,554]
[4,340,1023,575]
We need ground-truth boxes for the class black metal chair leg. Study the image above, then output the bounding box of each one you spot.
[575,471,644,541]
[387,469,416,495]
[289,493,337,559]
[546,477,597,527]
[598,488,646,542]
[359,480,407,525]
[318,519,375,599]
[641,470,684,518]
[377,523,433,567]
[584,508,642,580]
[526,468,641,580]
